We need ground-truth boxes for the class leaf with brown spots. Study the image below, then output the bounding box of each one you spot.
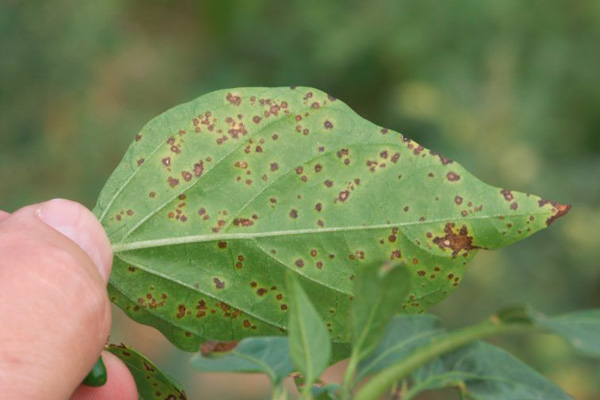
[94,87,569,352]
[106,343,187,400]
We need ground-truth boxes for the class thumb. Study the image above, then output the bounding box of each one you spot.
[0,199,112,400]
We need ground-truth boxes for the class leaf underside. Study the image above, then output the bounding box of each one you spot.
[94,87,569,351]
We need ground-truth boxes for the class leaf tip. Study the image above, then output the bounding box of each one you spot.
[546,202,571,226]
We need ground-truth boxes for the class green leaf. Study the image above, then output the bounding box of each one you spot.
[287,273,331,390]
[351,262,411,362]
[409,341,572,400]
[106,343,187,400]
[94,87,570,351]
[357,314,444,381]
[530,309,600,358]
[312,384,341,400]
[190,337,294,386]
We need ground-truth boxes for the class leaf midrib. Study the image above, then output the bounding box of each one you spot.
[112,212,552,253]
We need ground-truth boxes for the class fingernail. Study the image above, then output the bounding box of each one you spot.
[37,199,111,282]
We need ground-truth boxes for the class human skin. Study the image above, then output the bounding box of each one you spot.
[0,199,138,400]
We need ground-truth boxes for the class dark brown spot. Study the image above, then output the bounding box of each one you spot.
[446,172,461,182]
[257,288,268,296]
[213,278,225,289]
[315,202,322,212]
[324,121,333,129]
[167,177,179,187]
[433,223,477,257]
[455,196,463,205]
[324,180,333,188]
[177,305,186,319]
[417,270,426,277]
[226,93,242,106]
[181,171,192,182]
[270,163,279,172]
[501,190,514,201]
[314,164,322,173]
[338,190,350,202]
[289,209,298,218]
[510,202,519,210]
[162,157,171,167]
[194,161,204,177]
[218,241,227,249]
[295,259,304,268]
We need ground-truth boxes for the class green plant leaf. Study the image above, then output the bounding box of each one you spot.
[357,314,444,381]
[514,307,600,358]
[312,384,340,400]
[94,87,570,351]
[287,273,331,390]
[351,262,411,362]
[190,337,294,386]
[408,341,572,400]
[106,343,187,400]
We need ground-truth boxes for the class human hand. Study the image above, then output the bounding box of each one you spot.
[0,199,137,400]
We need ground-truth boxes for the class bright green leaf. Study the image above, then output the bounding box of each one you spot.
[94,87,570,351]
[351,262,411,362]
[409,341,572,400]
[190,337,294,386]
[287,273,331,390]
[106,343,187,400]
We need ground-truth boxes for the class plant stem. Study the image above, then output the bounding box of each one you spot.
[339,350,360,399]
[353,318,529,400]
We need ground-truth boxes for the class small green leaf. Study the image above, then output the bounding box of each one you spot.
[357,314,443,381]
[312,384,340,400]
[190,337,294,386]
[82,356,107,387]
[94,87,569,351]
[409,341,572,400]
[531,309,600,358]
[106,343,187,400]
[351,262,411,362]
[287,273,331,391]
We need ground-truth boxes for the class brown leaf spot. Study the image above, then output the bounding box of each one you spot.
[324,180,333,188]
[433,223,477,257]
[270,162,279,172]
[546,203,572,226]
[177,305,186,319]
[295,259,304,268]
[324,121,334,129]
[510,202,519,210]
[167,177,179,187]
[501,189,514,201]
[162,157,171,167]
[338,190,350,202]
[315,202,322,212]
[446,172,461,182]
[226,93,242,106]
[218,241,227,249]
[194,161,204,177]
[455,196,463,205]
[213,278,225,289]
[289,209,298,218]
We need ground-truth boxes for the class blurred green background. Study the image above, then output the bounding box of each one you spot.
[1,0,599,398]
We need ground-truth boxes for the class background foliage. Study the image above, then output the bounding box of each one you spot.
[1,1,599,399]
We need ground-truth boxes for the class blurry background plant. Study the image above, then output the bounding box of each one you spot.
[1,1,598,399]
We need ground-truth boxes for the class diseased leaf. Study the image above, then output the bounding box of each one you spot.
[106,343,187,400]
[409,342,573,400]
[351,262,411,362]
[287,273,331,390]
[94,87,570,351]
[190,337,294,386]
